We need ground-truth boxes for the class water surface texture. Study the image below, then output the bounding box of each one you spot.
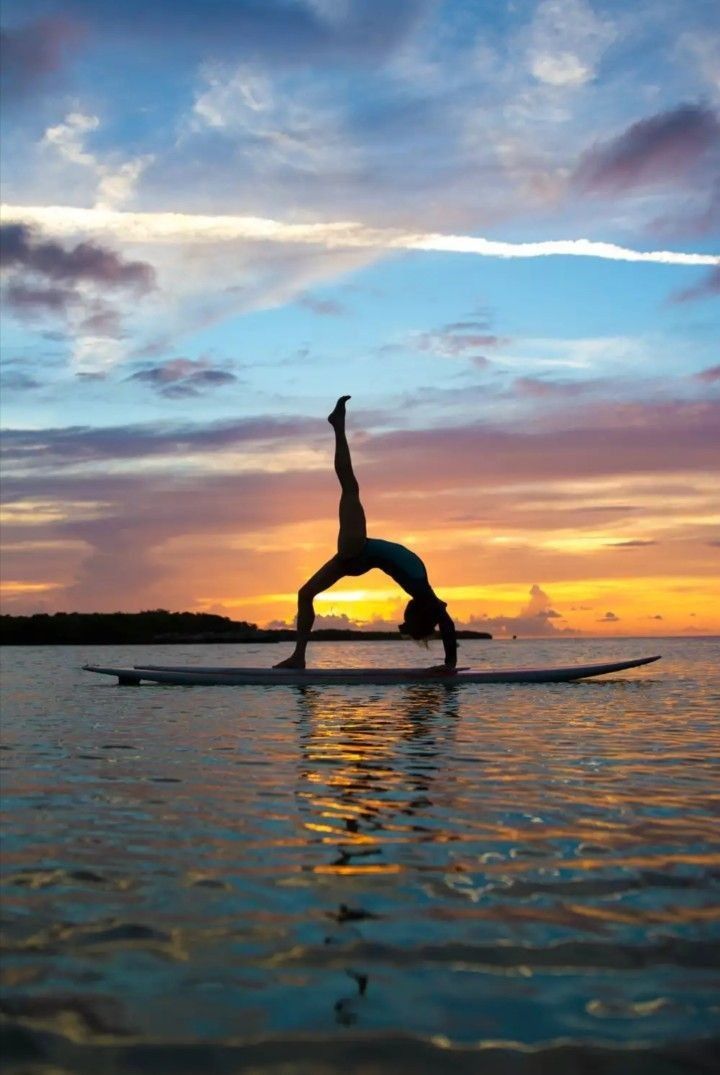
[2,639,719,1073]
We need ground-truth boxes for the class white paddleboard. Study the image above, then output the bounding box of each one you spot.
[83,655,661,686]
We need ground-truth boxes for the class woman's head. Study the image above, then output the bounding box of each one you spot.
[398,597,446,642]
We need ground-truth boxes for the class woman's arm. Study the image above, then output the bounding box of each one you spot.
[437,608,458,668]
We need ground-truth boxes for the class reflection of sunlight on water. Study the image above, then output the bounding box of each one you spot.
[295,685,459,875]
[0,638,719,1070]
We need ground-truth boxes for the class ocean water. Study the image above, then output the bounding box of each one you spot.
[1,637,719,1074]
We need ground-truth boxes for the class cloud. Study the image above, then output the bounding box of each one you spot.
[1,223,156,361]
[412,321,502,364]
[126,357,239,398]
[1,414,319,468]
[513,376,596,398]
[4,398,719,487]
[177,22,495,229]
[604,539,658,547]
[3,404,718,616]
[0,223,155,290]
[299,294,347,316]
[79,308,124,337]
[0,464,341,612]
[1,216,377,371]
[2,280,126,339]
[3,5,717,272]
[678,31,720,98]
[358,399,720,490]
[465,584,572,637]
[573,104,720,193]
[57,0,430,66]
[42,112,99,167]
[190,61,353,181]
[0,371,41,391]
[0,17,82,102]
[266,611,367,631]
[3,281,77,315]
[522,583,549,614]
[42,112,154,210]
[669,265,720,304]
[2,205,716,267]
[651,177,720,239]
[597,611,619,622]
[521,583,562,621]
[526,0,616,88]
[695,364,720,383]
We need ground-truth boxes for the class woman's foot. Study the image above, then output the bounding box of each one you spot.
[328,395,351,427]
[273,655,306,670]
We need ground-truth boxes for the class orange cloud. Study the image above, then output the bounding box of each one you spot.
[1,399,718,633]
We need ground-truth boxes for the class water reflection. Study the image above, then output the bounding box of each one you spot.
[295,683,460,870]
[293,684,461,1024]
[2,639,719,1063]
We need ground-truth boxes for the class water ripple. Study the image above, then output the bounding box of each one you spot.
[1,638,719,1070]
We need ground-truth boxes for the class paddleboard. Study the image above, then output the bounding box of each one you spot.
[82,655,660,686]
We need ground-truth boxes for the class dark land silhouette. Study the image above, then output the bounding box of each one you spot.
[0,611,492,646]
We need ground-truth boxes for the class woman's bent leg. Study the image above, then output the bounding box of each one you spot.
[273,556,347,668]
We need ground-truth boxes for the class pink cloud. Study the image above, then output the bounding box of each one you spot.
[669,266,720,305]
[3,397,719,612]
[359,400,720,489]
[126,357,238,398]
[1,224,155,291]
[411,319,505,367]
[465,586,572,637]
[4,282,76,314]
[415,330,502,356]
[695,364,720,383]
[512,377,601,399]
[1,224,156,336]
[4,399,719,494]
[573,104,720,192]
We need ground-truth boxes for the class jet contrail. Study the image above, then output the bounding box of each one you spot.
[2,204,718,267]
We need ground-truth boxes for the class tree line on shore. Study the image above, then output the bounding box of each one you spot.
[0,610,492,645]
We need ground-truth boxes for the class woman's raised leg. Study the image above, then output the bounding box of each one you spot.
[273,397,365,670]
[328,395,367,558]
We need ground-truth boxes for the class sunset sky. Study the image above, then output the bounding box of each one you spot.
[1,0,719,636]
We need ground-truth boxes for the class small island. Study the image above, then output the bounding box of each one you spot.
[0,610,492,646]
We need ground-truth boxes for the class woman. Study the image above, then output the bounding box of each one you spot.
[274,396,457,672]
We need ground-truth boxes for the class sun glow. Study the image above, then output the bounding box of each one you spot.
[193,574,719,636]
[0,581,65,594]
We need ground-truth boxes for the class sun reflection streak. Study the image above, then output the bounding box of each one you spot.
[293,685,460,877]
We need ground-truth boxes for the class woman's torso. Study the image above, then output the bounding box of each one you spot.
[343,538,429,597]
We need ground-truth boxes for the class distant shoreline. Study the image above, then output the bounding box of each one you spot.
[2,612,714,646]
[0,611,492,646]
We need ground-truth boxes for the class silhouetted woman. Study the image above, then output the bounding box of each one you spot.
[274,396,457,671]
